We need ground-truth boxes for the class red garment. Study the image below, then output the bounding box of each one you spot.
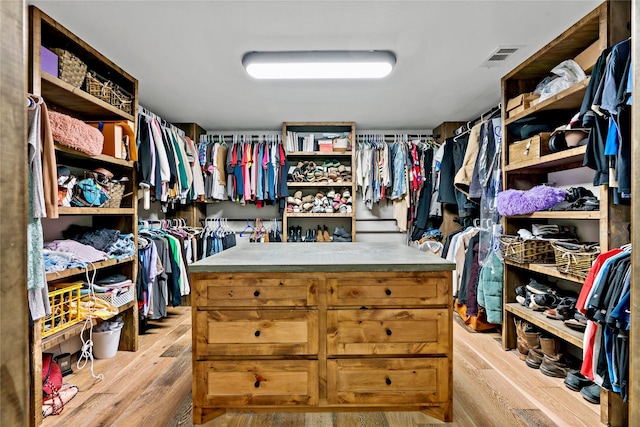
[581,320,597,380]
[576,248,622,381]
[576,248,622,314]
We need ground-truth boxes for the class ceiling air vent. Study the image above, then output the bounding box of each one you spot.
[480,46,523,68]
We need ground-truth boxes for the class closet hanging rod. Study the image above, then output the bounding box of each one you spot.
[454,103,502,136]
[138,104,185,137]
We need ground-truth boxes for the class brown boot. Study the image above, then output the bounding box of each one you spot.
[514,319,529,360]
[523,329,543,369]
[539,336,569,378]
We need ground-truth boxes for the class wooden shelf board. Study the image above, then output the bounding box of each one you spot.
[285,212,354,218]
[505,303,584,348]
[45,256,135,282]
[58,207,135,215]
[286,151,352,156]
[504,145,587,172]
[41,300,135,351]
[504,260,584,284]
[54,143,134,168]
[42,319,95,351]
[508,210,600,220]
[505,79,590,125]
[42,72,135,121]
[287,182,354,187]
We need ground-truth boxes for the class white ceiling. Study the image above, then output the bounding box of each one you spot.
[29,0,601,132]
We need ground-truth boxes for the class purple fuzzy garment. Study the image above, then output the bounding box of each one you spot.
[497,185,567,216]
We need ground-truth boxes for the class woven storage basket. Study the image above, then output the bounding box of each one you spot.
[85,72,113,104]
[551,241,599,279]
[499,234,555,264]
[50,48,87,88]
[103,182,126,208]
[110,87,133,114]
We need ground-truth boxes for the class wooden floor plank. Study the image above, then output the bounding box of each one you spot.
[111,350,191,426]
[39,307,605,427]
[334,412,388,427]
[512,409,559,427]
[304,412,334,427]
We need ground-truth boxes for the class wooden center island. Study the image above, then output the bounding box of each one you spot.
[189,242,456,424]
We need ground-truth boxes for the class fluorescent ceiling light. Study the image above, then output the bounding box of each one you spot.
[242,50,396,79]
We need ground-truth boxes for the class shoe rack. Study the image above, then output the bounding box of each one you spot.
[499,1,631,425]
[282,122,356,242]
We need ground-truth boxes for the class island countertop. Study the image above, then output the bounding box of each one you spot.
[189,241,455,273]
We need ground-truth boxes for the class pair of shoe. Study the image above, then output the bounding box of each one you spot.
[564,370,600,404]
[333,227,352,242]
[304,228,317,242]
[515,284,556,310]
[564,369,594,392]
[288,226,302,242]
[316,225,332,242]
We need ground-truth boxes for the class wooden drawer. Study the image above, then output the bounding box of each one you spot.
[327,308,450,356]
[327,273,450,307]
[195,309,318,357]
[327,358,448,405]
[194,360,318,407]
[192,273,318,307]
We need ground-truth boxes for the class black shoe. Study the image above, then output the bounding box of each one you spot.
[564,370,593,392]
[295,226,302,242]
[526,279,553,295]
[530,293,559,311]
[556,296,577,320]
[580,383,601,404]
[288,226,295,242]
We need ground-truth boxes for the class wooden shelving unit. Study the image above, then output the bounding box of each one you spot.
[282,122,356,242]
[500,2,631,425]
[28,6,139,426]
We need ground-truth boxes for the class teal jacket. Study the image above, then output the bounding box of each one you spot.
[477,252,504,325]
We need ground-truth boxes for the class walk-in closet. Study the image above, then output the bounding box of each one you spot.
[2,1,639,427]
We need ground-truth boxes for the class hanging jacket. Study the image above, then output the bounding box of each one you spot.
[476,251,503,325]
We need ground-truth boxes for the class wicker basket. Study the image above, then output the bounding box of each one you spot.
[85,72,133,114]
[499,235,555,264]
[110,87,133,114]
[551,241,600,279]
[103,182,127,208]
[85,72,113,104]
[50,48,87,88]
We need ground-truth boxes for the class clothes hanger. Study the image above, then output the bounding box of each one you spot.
[239,218,253,237]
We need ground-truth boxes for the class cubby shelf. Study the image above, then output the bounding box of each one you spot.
[283,122,356,242]
[500,2,631,424]
[29,6,139,426]
[45,256,136,282]
[505,303,584,348]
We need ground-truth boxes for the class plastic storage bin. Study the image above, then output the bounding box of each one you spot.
[91,323,123,359]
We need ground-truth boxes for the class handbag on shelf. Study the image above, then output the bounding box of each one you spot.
[42,353,64,415]
[71,178,110,207]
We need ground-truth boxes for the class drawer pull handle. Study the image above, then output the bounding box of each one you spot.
[385,289,392,296]
[254,381,260,388]
[254,290,260,297]
[386,329,392,336]
[255,330,261,337]
[386,377,392,385]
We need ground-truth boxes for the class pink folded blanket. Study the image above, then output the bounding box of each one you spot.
[48,110,104,156]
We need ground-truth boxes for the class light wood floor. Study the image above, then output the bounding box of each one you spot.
[40,306,600,427]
